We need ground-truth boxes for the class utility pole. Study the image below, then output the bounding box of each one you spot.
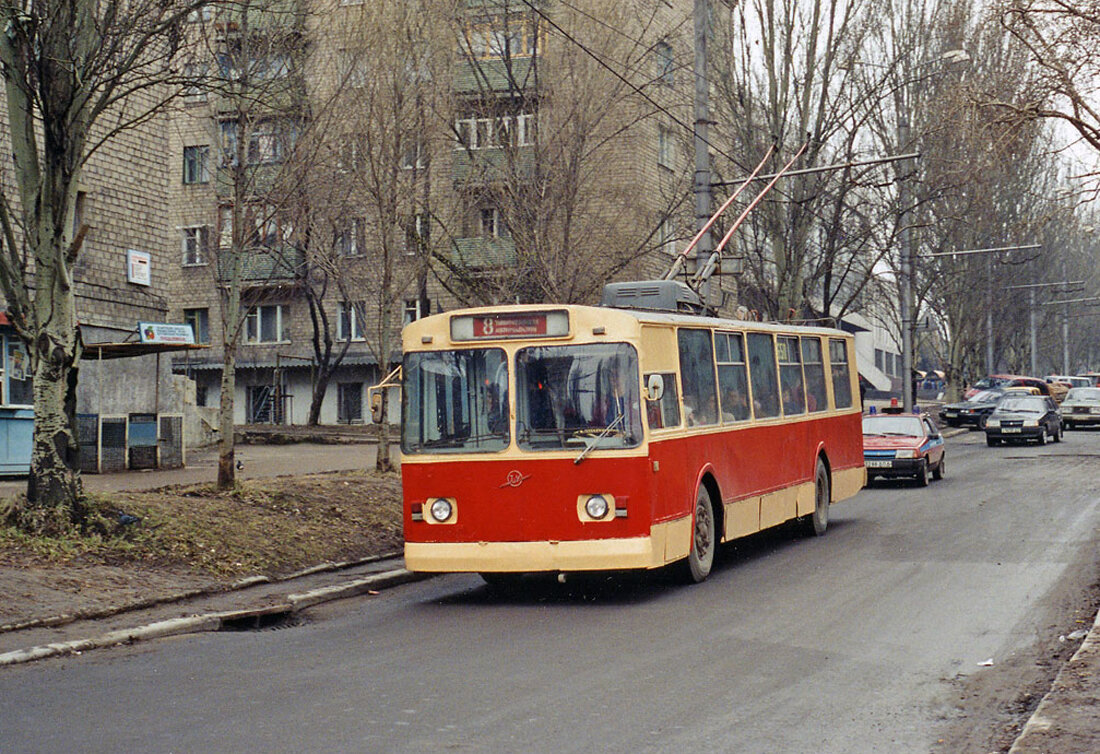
[693,0,712,305]
[897,118,914,412]
[1005,281,1084,375]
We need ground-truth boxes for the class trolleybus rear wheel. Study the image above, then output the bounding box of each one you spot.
[682,486,716,583]
[804,459,830,536]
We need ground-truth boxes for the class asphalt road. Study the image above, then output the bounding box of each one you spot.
[2,428,1099,753]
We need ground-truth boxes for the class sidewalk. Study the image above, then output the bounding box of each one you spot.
[0,440,397,497]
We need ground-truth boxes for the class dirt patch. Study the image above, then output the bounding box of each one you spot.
[932,561,1100,753]
[0,470,403,628]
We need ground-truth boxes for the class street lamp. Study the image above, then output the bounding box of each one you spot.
[894,49,970,412]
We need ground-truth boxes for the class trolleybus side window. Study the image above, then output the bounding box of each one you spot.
[829,338,853,409]
[677,329,718,426]
[777,335,806,416]
[644,372,680,429]
[715,331,750,422]
[746,332,780,418]
[801,336,828,412]
[516,343,642,450]
[402,348,509,453]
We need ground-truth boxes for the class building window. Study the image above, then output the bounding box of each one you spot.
[195,384,208,407]
[480,207,505,238]
[335,134,364,173]
[218,206,233,249]
[245,304,286,344]
[454,112,537,150]
[337,382,364,424]
[337,301,366,341]
[182,62,208,102]
[655,40,675,85]
[247,384,276,423]
[400,138,426,170]
[464,14,542,60]
[335,218,365,257]
[404,298,428,325]
[181,225,209,265]
[183,145,210,184]
[658,217,677,256]
[184,308,210,344]
[405,213,430,255]
[658,125,674,169]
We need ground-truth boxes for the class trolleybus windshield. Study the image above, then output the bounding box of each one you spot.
[402,348,509,453]
[516,342,642,451]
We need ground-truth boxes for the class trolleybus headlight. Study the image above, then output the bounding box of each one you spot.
[429,498,453,522]
[585,494,610,519]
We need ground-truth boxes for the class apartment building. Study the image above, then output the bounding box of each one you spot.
[168,0,706,425]
[0,84,192,472]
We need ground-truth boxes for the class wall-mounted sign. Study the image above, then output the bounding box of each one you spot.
[139,322,196,345]
[127,249,151,286]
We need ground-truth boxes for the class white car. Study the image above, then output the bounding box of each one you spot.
[1060,387,1100,430]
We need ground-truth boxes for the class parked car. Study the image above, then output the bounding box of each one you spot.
[1060,387,1100,430]
[1046,374,1091,390]
[964,374,1027,399]
[984,394,1062,446]
[939,388,1005,429]
[863,412,946,486]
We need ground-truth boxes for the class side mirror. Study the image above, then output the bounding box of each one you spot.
[646,373,664,402]
[369,388,384,423]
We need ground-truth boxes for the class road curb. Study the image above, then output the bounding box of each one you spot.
[1007,606,1100,753]
[0,567,426,667]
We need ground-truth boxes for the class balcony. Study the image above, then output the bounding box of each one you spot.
[450,237,517,270]
[217,246,303,284]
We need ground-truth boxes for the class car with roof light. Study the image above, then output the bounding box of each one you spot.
[984,394,1062,446]
[939,387,1005,429]
[862,411,946,486]
[1059,387,1100,430]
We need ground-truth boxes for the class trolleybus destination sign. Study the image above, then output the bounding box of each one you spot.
[451,310,569,341]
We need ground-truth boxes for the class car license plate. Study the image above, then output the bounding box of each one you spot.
[944,411,958,417]
[1002,428,1021,433]
[866,460,893,468]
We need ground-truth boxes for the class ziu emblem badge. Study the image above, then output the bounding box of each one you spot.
[500,470,530,488]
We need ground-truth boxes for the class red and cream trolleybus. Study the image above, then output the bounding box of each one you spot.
[394,281,865,584]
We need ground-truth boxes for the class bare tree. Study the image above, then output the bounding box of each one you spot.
[0,0,207,530]
[183,0,310,488]
[439,0,693,307]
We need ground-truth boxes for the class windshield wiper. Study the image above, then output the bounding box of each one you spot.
[574,414,625,465]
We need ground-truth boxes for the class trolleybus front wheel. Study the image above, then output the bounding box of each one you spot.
[681,486,716,583]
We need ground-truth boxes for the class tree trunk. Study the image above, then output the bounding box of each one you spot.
[306,365,334,426]
[217,346,238,489]
[25,329,84,518]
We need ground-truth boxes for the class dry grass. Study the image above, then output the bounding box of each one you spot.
[0,470,403,579]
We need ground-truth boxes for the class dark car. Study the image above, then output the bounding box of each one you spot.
[863,412,946,486]
[939,388,1006,429]
[984,394,1062,446]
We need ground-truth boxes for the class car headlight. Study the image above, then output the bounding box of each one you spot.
[1023,419,1039,427]
[896,449,919,459]
[986,419,1000,428]
[585,494,610,519]
[428,498,453,523]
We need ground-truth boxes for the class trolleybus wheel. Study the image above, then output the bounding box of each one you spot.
[682,486,716,583]
[805,459,830,536]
